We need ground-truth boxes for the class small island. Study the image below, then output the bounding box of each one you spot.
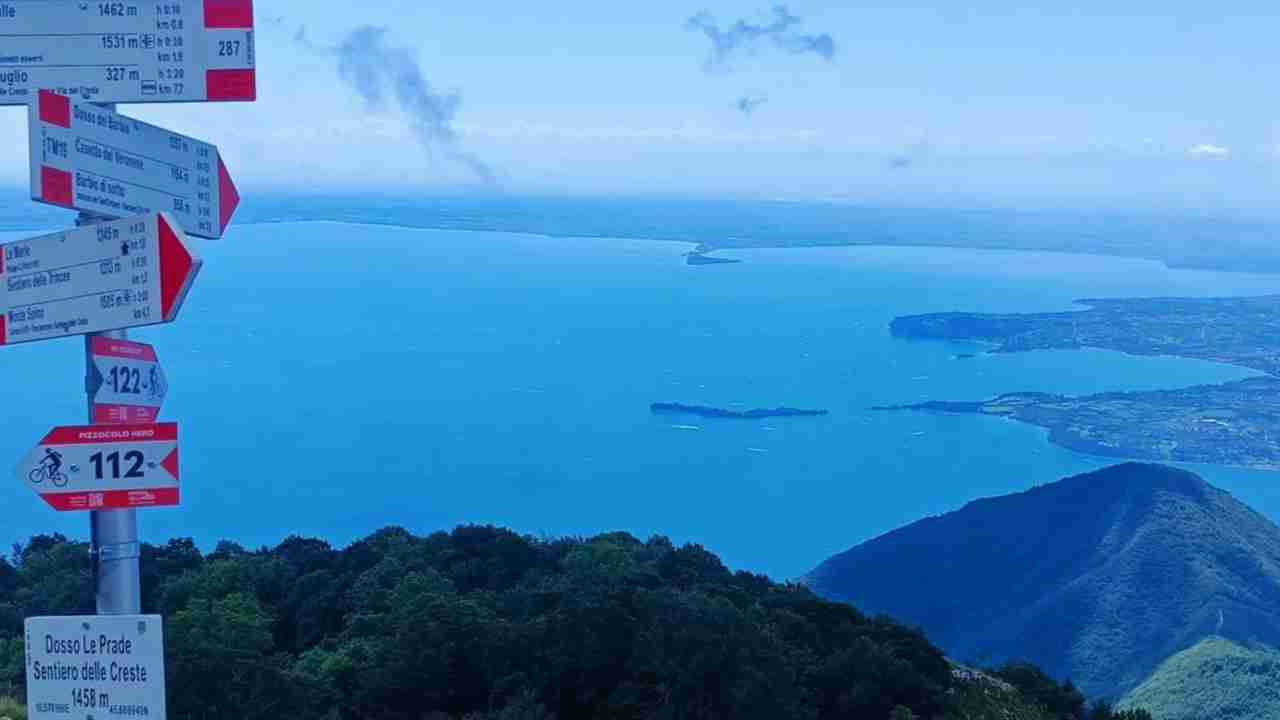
[652,403,828,419]
[686,252,742,266]
[881,295,1280,470]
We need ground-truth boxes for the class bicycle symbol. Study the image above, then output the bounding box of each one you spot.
[29,461,68,488]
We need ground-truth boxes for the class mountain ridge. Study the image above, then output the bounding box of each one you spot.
[805,463,1280,700]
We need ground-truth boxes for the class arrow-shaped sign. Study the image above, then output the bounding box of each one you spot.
[0,212,201,346]
[16,423,180,512]
[0,0,255,107]
[87,337,168,423]
[30,91,240,239]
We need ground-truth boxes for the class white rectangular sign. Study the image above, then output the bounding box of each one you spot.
[30,91,240,239]
[89,337,167,423]
[17,422,180,511]
[0,0,255,106]
[26,614,166,720]
[0,212,200,346]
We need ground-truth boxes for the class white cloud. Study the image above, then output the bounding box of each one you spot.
[1188,143,1230,157]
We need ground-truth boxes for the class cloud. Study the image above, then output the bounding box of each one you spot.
[735,95,768,115]
[686,5,837,71]
[296,25,496,185]
[1188,143,1230,157]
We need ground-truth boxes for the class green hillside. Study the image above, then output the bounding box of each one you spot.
[0,526,1151,720]
[1119,637,1280,720]
[805,463,1280,700]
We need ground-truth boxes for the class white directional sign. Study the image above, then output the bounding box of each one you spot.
[26,614,166,720]
[16,422,180,511]
[30,91,241,239]
[88,337,167,424]
[0,212,201,346]
[0,0,255,106]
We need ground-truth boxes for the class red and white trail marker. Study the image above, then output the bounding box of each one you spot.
[0,212,201,346]
[88,337,168,424]
[15,423,180,512]
[0,0,256,106]
[30,91,241,239]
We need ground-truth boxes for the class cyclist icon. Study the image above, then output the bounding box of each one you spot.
[30,449,68,488]
[147,365,166,400]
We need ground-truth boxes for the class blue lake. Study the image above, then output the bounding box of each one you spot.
[2,221,1279,580]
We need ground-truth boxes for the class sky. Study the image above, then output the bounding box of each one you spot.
[1,0,1278,215]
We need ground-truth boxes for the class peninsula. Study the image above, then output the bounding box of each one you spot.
[882,295,1280,470]
[651,403,828,419]
[891,295,1280,375]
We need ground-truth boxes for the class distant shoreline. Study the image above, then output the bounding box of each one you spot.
[5,195,1279,274]
[233,219,1280,275]
[882,297,1280,471]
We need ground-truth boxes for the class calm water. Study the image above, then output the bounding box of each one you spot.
[2,221,1279,580]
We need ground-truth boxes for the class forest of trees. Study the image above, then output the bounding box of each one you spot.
[0,526,1151,719]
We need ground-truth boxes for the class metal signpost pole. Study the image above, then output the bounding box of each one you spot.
[86,332,142,615]
[78,195,141,615]
[11,6,252,715]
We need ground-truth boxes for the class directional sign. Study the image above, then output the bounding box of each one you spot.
[30,91,240,239]
[0,0,255,106]
[16,423,179,511]
[25,614,166,720]
[88,337,167,424]
[0,212,201,346]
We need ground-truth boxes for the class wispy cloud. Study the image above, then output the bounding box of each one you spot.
[459,123,822,145]
[686,5,837,71]
[735,95,769,115]
[296,25,497,185]
[1188,143,1230,157]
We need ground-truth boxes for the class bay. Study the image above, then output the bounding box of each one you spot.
[2,221,1278,580]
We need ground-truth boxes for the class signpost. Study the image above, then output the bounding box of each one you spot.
[0,211,201,346]
[0,0,256,106]
[16,422,180,511]
[30,90,241,239]
[88,337,167,423]
[25,614,167,720]
[8,2,255,714]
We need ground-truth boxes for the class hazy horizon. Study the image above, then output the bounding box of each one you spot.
[1,1,1277,217]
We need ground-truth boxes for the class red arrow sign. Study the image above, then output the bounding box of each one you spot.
[16,424,180,512]
[0,212,201,346]
[218,156,241,237]
[159,213,197,322]
[30,92,241,239]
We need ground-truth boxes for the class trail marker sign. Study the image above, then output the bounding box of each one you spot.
[30,91,241,239]
[0,0,255,106]
[88,337,167,423]
[16,422,179,511]
[0,212,201,346]
[25,614,166,720]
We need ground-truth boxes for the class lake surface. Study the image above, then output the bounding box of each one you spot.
[2,221,1279,580]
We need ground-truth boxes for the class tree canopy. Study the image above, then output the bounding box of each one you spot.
[0,527,1150,720]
